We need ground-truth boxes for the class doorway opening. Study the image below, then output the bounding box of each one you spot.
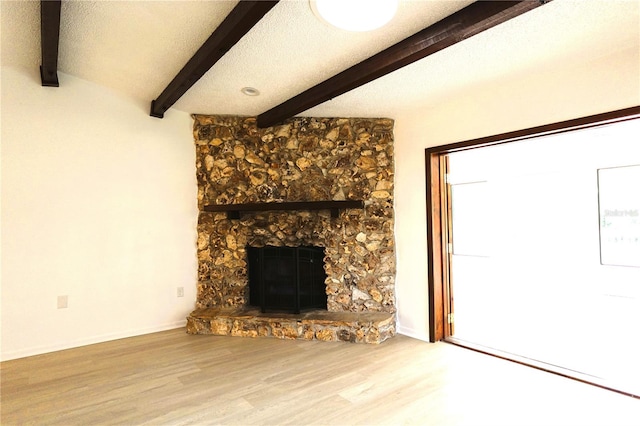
[425,106,640,397]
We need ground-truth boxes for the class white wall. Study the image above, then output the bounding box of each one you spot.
[1,66,198,361]
[393,45,640,341]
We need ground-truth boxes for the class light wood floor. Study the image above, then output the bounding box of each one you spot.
[1,329,638,425]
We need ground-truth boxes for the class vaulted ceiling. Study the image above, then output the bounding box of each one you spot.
[2,0,639,126]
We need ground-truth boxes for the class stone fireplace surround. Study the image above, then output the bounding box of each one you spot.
[186,115,396,343]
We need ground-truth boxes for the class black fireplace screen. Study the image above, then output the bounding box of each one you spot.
[247,246,327,313]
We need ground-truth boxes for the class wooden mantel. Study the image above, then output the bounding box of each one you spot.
[203,200,364,219]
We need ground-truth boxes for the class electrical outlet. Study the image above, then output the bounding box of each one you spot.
[57,295,68,309]
[177,287,184,297]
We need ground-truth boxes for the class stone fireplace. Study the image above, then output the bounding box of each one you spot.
[186,115,396,343]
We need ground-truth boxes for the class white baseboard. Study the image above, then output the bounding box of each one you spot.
[1,320,187,362]
[3,321,431,361]
[396,324,430,342]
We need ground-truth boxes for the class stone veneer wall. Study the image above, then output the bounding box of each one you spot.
[193,115,395,315]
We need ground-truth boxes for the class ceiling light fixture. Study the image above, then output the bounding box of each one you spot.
[310,0,398,32]
[241,87,260,96]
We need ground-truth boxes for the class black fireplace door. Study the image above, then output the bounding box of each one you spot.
[247,246,327,313]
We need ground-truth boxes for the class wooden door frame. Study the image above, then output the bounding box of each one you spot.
[425,105,640,342]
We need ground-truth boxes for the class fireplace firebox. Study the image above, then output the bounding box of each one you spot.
[247,246,327,313]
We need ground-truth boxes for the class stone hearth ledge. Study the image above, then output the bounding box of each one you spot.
[186,308,395,344]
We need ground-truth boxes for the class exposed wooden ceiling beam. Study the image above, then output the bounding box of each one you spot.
[151,0,279,118]
[257,0,551,128]
[40,0,62,87]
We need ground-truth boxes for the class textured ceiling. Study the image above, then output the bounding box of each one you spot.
[1,0,639,120]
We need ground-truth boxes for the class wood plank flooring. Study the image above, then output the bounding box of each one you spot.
[2,329,639,425]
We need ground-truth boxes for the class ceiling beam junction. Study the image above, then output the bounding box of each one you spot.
[257,0,551,128]
[40,0,62,87]
[150,0,279,118]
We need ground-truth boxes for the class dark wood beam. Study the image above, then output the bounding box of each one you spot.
[40,0,62,87]
[257,0,551,128]
[150,1,279,118]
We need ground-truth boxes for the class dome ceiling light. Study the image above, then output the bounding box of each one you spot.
[310,0,399,32]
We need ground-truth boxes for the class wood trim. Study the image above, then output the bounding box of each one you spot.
[425,106,640,343]
[203,200,364,219]
[441,155,454,338]
[150,1,279,118]
[426,152,445,342]
[40,0,62,87]
[257,1,550,128]
[446,337,640,399]
[426,105,640,155]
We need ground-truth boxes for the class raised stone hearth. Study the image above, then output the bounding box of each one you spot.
[188,115,396,343]
[187,308,395,344]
